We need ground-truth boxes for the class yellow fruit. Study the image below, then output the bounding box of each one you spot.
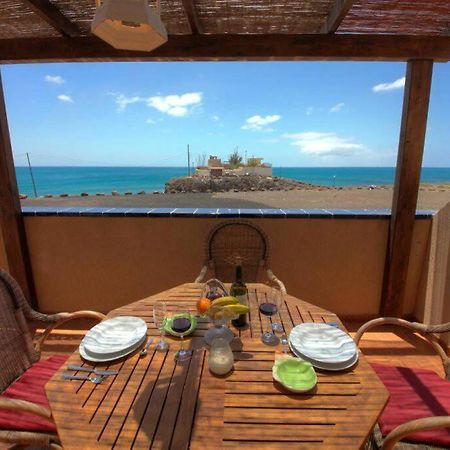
[205,304,222,319]
[211,296,239,307]
[222,304,249,315]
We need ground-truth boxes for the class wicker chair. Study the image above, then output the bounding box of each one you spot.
[194,221,286,293]
[355,318,450,450]
[0,268,105,449]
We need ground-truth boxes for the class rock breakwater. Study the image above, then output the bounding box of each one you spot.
[164,175,327,194]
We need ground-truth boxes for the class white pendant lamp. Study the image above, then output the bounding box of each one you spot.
[91,0,168,52]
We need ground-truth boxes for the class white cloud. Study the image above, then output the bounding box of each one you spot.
[306,107,314,116]
[241,114,281,131]
[110,92,202,116]
[45,75,65,85]
[146,118,155,124]
[212,115,220,122]
[111,93,141,112]
[146,92,202,117]
[330,102,345,113]
[373,77,405,92]
[284,131,365,157]
[57,94,73,103]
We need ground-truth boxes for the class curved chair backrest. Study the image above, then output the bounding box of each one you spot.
[0,269,38,392]
[207,221,268,282]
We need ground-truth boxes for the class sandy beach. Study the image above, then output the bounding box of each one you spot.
[21,184,450,210]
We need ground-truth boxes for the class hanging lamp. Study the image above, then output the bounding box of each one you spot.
[91,0,168,52]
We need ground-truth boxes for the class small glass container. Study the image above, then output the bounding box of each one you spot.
[208,338,234,376]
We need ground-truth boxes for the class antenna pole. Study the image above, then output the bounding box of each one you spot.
[187,144,191,176]
[26,152,37,198]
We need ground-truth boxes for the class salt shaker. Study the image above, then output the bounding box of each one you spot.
[208,337,234,375]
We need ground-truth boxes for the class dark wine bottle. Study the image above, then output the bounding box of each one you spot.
[231,265,248,328]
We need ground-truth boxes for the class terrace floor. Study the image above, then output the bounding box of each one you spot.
[37,318,446,378]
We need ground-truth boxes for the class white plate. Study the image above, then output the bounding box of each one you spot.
[289,341,359,371]
[79,334,147,363]
[82,316,147,356]
[289,323,357,364]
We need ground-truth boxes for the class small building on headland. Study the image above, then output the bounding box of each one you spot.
[196,155,272,177]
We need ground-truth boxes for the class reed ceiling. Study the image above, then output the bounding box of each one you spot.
[0,0,449,40]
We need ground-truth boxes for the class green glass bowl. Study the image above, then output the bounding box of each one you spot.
[272,356,317,392]
[163,315,197,337]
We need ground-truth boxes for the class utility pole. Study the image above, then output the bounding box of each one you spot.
[187,144,191,176]
[26,152,37,198]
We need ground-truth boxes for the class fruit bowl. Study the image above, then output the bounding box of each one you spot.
[197,279,249,346]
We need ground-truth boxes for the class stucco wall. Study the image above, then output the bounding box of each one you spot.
[20,216,432,318]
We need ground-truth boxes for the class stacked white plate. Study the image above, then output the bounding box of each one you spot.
[289,323,358,371]
[79,316,147,362]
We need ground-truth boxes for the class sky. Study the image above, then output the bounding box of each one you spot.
[1,61,449,167]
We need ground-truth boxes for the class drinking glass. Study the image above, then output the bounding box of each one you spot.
[168,307,193,361]
[269,288,284,333]
[259,290,280,345]
[153,301,169,352]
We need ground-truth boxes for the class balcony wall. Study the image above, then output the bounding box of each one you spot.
[0,211,435,320]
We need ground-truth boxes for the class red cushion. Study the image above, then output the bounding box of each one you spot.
[372,363,450,447]
[0,354,68,433]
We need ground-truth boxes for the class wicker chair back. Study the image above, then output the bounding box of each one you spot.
[208,222,267,282]
[0,269,38,393]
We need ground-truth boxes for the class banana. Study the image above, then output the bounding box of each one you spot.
[211,296,239,307]
[222,304,249,315]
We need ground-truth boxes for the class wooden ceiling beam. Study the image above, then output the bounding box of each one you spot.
[181,0,203,35]
[320,0,356,33]
[0,35,449,63]
[21,0,80,37]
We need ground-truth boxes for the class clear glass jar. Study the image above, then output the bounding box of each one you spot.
[208,337,234,375]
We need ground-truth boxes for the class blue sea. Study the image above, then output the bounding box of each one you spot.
[15,166,450,197]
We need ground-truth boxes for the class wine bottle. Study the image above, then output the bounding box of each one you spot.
[231,265,248,328]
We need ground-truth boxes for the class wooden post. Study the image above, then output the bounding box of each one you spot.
[381,60,433,317]
[0,71,36,307]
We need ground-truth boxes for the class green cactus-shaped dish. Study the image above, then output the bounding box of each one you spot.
[272,356,317,392]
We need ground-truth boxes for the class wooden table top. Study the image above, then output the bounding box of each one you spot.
[46,283,389,449]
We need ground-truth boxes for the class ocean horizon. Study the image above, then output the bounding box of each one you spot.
[15,166,450,197]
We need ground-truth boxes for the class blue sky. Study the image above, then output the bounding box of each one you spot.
[2,61,449,167]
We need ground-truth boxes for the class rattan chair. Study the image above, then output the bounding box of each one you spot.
[0,268,105,449]
[355,318,450,450]
[194,221,286,293]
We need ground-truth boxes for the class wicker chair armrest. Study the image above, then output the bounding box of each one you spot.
[381,416,450,450]
[35,310,106,354]
[0,397,53,421]
[195,265,208,283]
[354,317,450,379]
[266,269,287,294]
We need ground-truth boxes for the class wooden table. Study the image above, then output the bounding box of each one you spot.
[46,283,389,449]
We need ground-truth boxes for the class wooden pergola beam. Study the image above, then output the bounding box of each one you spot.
[0,35,449,63]
[0,72,37,307]
[22,0,80,37]
[381,60,434,317]
[320,0,356,33]
[181,0,203,35]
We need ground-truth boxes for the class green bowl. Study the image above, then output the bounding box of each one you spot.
[163,315,197,337]
[272,356,317,392]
